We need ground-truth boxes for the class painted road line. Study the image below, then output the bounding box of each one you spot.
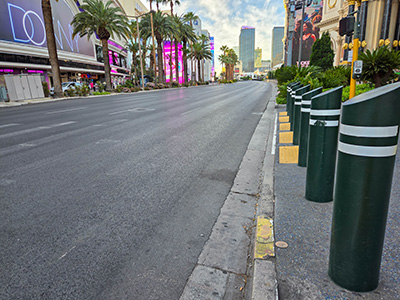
[279,112,287,116]
[279,146,299,164]
[0,123,20,129]
[271,113,277,155]
[279,116,289,123]
[0,121,77,139]
[254,216,274,259]
[279,123,290,131]
[46,107,87,115]
[181,107,202,116]
[279,132,293,144]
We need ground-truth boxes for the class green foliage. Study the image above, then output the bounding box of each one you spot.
[93,91,110,95]
[115,85,123,93]
[42,81,50,97]
[310,32,334,70]
[275,65,321,85]
[359,46,400,87]
[97,82,105,92]
[64,87,76,97]
[318,66,351,88]
[341,83,375,102]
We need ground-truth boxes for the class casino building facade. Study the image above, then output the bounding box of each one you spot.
[0,0,139,91]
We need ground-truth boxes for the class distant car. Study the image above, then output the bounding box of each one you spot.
[50,82,83,96]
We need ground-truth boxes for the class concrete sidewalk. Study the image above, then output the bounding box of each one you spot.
[274,106,400,299]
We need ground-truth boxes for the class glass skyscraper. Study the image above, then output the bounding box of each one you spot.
[272,27,284,68]
[239,26,255,72]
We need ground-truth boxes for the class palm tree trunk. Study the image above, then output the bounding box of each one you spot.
[42,0,63,98]
[132,52,137,86]
[197,60,201,83]
[182,39,188,83]
[101,38,112,91]
[202,59,205,83]
[170,1,173,15]
[156,37,164,84]
[174,40,179,84]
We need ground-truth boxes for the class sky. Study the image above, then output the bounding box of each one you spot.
[144,0,286,75]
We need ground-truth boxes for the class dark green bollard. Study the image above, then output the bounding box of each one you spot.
[288,83,302,120]
[292,85,310,140]
[305,86,342,202]
[298,87,323,167]
[286,82,298,113]
[329,82,400,292]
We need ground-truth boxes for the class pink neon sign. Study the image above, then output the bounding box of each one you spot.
[163,41,184,84]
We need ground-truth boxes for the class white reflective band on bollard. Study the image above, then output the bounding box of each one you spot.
[340,124,399,138]
[310,120,339,127]
[338,142,398,157]
[301,108,311,113]
[310,109,341,116]
[302,100,312,105]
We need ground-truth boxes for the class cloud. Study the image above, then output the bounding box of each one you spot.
[144,0,285,74]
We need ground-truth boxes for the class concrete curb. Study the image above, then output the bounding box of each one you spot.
[250,82,279,300]
[179,82,278,300]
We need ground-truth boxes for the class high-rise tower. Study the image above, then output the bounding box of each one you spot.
[272,27,284,68]
[239,26,255,72]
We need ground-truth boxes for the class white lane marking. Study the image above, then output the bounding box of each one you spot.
[58,246,76,260]
[109,108,155,115]
[0,123,20,129]
[181,107,202,116]
[0,121,77,139]
[109,110,129,115]
[91,119,128,127]
[46,107,87,114]
[19,143,37,147]
[271,113,277,155]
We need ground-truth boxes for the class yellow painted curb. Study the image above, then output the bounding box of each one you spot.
[279,131,293,144]
[279,116,289,123]
[279,112,288,116]
[254,216,274,259]
[280,123,290,131]
[279,146,299,164]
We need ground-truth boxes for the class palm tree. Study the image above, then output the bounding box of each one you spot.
[42,0,63,98]
[184,12,199,84]
[220,45,229,80]
[199,34,209,82]
[192,40,212,83]
[71,0,129,92]
[141,12,171,83]
[164,0,180,15]
[218,46,238,81]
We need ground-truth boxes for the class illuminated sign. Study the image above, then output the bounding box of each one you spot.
[163,41,183,84]
[241,26,255,30]
[210,37,215,77]
[0,0,94,57]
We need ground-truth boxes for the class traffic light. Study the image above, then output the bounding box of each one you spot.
[339,16,355,36]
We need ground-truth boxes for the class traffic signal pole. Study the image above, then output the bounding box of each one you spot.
[349,7,361,99]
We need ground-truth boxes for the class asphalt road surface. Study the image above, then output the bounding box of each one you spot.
[0,81,273,299]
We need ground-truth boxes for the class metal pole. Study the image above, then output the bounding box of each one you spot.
[297,1,305,67]
[136,17,145,91]
[349,9,360,99]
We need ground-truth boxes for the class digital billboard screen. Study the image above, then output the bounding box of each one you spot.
[0,0,95,57]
